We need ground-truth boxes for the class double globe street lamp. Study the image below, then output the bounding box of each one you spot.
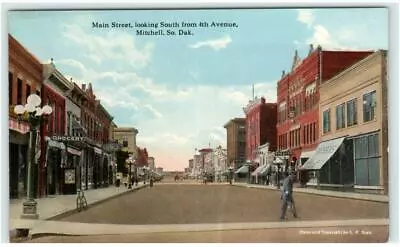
[126,156,135,189]
[14,94,53,219]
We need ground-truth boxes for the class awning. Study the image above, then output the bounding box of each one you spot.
[301,150,315,158]
[45,137,66,150]
[94,147,102,155]
[273,157,284,164]
[9,119,30,134]
[251,164,267,176]
[259,164,272,175]
[301,137,346,170]
[67,147,82,156]
[235,165,249,174]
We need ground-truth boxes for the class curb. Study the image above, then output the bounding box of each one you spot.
[232,184,388,203]
[48,184,149,221]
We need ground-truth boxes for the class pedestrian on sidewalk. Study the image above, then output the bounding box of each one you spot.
[280,172,298,220]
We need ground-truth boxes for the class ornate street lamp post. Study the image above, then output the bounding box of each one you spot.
[126,155,135,189]
[14,94,53,219]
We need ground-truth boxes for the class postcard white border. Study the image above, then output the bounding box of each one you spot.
[1,0,399,244]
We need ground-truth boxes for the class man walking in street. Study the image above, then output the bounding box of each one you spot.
[280,172,298,220]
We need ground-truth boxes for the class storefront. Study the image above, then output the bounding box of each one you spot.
[63,145,82,194]
[93,146,102,188]
[349,132,381,190]
[45,137,66,195]
[301,137,354,189]
[9,120,30,198]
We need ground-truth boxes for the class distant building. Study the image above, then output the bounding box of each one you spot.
[212,146,228,182]
[147,156,155,170]
[193,154,202,178]
[223,118,246,169]
[114,127,139,156]
[188,159,194,169]
[155,167,164,174]
[243,97,277,163]
[199,148,213,173]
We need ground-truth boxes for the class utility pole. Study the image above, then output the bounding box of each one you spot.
[252,84,255,100]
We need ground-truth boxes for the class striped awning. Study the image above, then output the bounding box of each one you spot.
[9,119,30,134]
[251,164,267,176]
[259,164,272,175]
[235,165,249,174]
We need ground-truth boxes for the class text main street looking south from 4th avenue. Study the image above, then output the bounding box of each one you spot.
[92,21,239,36]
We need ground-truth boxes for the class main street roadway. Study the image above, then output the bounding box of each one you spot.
[28,182,389,242]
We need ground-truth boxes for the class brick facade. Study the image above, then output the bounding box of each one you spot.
[276,47,373,165]
[223,118,246,169]
[243,97,277,162]
[8,34,42,107]
[8,34,43,198]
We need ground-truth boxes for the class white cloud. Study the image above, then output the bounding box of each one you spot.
[144,104,163,119]
[297,9,315,28]
[62,23,154,68]
[306,24,358,51]
[298,10,386,51]
[189,36,232,51]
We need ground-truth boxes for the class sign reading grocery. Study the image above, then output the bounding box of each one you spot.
[51,136,85,142]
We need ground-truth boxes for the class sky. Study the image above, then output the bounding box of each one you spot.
[8,8,388,171]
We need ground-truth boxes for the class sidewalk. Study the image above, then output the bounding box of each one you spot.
[233,183,389,203]
[10,184,148,231]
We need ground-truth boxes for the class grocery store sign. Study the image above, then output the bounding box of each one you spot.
[51,135,85,142]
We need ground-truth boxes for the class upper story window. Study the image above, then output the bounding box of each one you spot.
[322,109,331,134]
[9,72,13,105]
[347,98,358,126]
[123,137,128,147]
[17,78,22,104]
[336,103,346,130]
[26,84,31,102]
[363,91,377,122]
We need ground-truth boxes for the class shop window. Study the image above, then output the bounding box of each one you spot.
[353,133,380,186]
[363,91,377,122]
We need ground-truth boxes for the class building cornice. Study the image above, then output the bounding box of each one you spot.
[96,100,114,121]
[223,118,245,128]
[321,50,385,90]
[114,127,139,134]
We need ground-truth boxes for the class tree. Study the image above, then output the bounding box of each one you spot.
[136,147,149,167]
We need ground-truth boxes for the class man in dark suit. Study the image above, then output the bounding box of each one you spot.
[280,172,298,220]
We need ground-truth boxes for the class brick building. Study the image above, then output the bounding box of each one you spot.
[8,34,43,198]
[243,97,277,163]
[223,118,246,169]
[113,127,139,155]
[95,101,114,187]
[303,50,388,194]
[198,148,213,174]
[80,83,114,189]
[276,46,373,172]
[41,64,69,196]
